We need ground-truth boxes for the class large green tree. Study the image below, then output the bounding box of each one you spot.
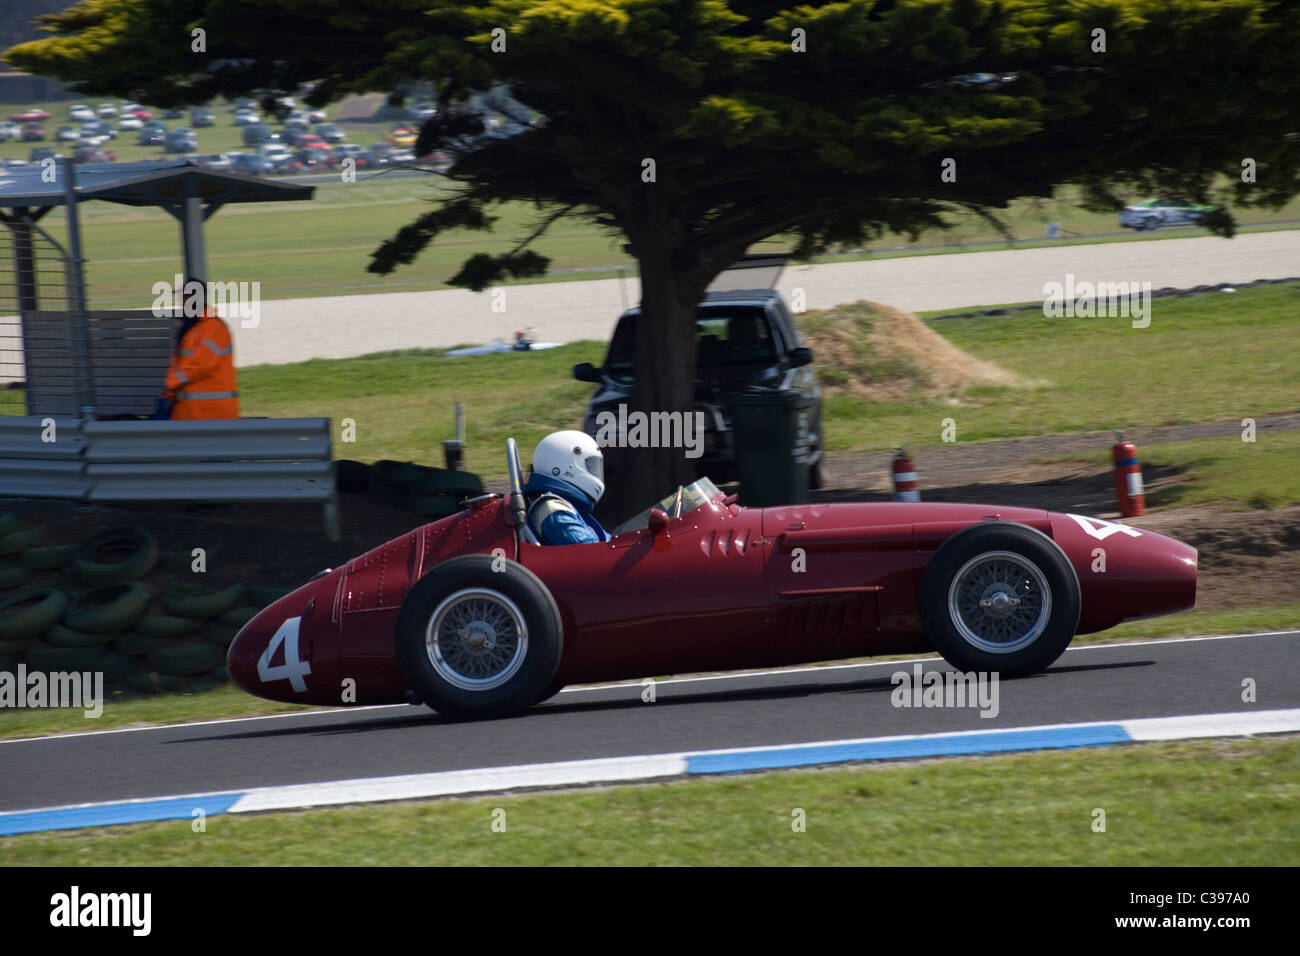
[8,0,1300,517]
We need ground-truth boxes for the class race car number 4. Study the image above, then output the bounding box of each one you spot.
[257,616,312,692]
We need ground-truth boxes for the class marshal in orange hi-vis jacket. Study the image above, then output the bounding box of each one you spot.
[164,307,240,419]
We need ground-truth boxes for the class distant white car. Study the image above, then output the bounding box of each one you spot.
[233,108,260,126]
[96,103,117,118]
[118,115,143,130]
[1119,198,1216,231]
[68,104,95,122]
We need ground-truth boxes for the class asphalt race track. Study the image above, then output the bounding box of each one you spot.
[2,630,1297,814]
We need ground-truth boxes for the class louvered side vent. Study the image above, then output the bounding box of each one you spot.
[700,528,753,557]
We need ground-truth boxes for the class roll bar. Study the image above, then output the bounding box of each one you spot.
[506,437,540,545]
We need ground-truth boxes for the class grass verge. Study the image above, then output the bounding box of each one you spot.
[2,736,1295,865]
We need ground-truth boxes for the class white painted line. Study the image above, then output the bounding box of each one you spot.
[228,754,690,814]
[1124,708,1300,741]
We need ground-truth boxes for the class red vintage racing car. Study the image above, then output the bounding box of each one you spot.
[229,439,1197,718]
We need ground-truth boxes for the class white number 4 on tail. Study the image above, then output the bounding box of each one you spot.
[257,616,312,692]
[1067,514,1142,541]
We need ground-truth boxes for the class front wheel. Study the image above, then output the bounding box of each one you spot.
[920,522,1080,676]
[395,555,563,719]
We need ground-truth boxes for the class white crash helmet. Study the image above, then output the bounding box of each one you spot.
[533,430,605,504]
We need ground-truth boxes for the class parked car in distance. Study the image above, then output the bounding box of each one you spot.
[334,143,369,168]
[81,120,116,139]
[11,108,51,122]
[242,124,276,146]
[0,121,21,141]
[118,115,143,131]
[162,107,185,120]
[129,107,152,121]
[73,146,115,163]
[138,127,165,145]
[366,142,395,166]
[68,104,96,122]
[28,147,58,162]
[190,152,232,172]
[1119,197,1217,231]
[164,127,198,152]
[191,106,216,127]
[55,125,80,142]
[283,111,309,129]
[21,123,45,142]
[293,146,333,171]
[315,122,345,143]
[297,133,331,152]
[388,124,417,147]
[388,147,416,163]
[96,103,118,118]
[228,151,270,176]
[233,107,261,126]
[574,286,823,487]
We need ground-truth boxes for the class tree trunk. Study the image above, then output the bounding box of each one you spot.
[595,226,708,525]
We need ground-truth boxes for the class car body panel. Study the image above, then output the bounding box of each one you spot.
[229,490,1197,707]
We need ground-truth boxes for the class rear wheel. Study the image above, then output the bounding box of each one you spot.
[395,554,563,719]
[920,522,1080,676]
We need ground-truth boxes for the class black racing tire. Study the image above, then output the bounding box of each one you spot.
[62,583,151,634]
[20,543,78,571]
[335,459,372,493]
[115,631,174,657]
[101,652,134,683]
[920,522,1080,677]
[534,677,567,705]
[409,470,484,498]
[395,554,563,719]
[46,622,119,648]
[26,642,108,672]
[0,563,31,590]
[0,588,69,643]
[217,606,261,628]
[133,614,203,638]
[73,528,159,585]
[161,581,245,619]
[247,585,293,607]
[409,495,462,519]
[201,622,239,647]
[151,641,226,677]
[0,525,44,557]
[372,459,428,489]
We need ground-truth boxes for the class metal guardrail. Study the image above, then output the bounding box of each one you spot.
[0,416,88,497]
[0,416,340,540]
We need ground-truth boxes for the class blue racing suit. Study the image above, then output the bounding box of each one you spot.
[523,472,610,545]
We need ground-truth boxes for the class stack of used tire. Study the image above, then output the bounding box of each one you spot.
[0,515,293,697]
[341,459,485,519]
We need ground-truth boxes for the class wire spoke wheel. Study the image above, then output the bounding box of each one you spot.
[947,550,1051,654]
[425,588,528,691]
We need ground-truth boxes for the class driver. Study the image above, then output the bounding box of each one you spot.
[524,430,611,545]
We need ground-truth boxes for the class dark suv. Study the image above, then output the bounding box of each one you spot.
[573,287,823,487]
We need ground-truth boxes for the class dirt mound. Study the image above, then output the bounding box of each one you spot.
[799,300,1030,401]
